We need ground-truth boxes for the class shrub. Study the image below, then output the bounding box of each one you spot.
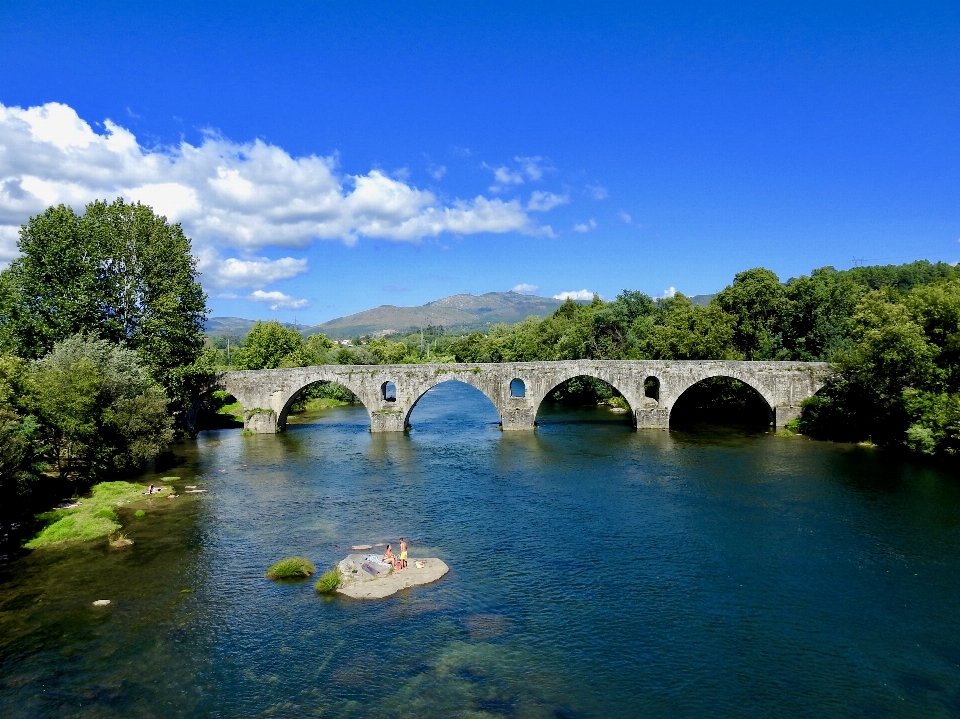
[314,568,340,593]
[265,556,316,580]
[134,509,145,518]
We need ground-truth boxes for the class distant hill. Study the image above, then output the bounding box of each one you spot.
[306,292,574,339]
[689,293,715,306]
[204,317,297,336]
[205,290,720,340]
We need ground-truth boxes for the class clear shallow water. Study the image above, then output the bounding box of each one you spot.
[2,380,960,718]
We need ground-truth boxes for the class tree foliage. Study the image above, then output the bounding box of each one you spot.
[1,199,208,415]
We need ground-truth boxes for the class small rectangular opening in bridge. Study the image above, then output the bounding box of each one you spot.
[510,378,526,397]
[381,381,396,402]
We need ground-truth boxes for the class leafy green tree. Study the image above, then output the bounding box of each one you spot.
[905,278,960,391]
[714,268,787,359]
[781,267,864,360]
[1,199,208,415]
[801,291,936,444]
[0,355,43,515]
[846,260,960,294]
[638,294,739,360]
[234,321,308,369]
[367,337,412,364]
[902,390,960,457]
[29,335,174,480]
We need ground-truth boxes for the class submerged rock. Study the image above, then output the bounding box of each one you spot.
[336,553,449,599]
[92,599,111,606]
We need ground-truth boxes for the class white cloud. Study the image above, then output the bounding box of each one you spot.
[660,287,677,298]
[586,184,608,200]
[248,290,309,310]
[484,156,552,192]
[484,163,524,191]
[427,164,446,180]
[573,219,597,232]
[205,255,309,289]
[553,289,594,301]
[511,283,539,293]
[515,156,546,180]
[527,191,568,212]
[0,101,547,275]
[618,211,632,224]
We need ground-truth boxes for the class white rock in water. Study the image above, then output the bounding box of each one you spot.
[336,554,449,600]
[350,544,373,550]
[92,599,111,606]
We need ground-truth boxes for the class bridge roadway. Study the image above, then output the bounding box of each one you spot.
[221,360,830,434]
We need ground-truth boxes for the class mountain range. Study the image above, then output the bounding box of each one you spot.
[205,291,716,340]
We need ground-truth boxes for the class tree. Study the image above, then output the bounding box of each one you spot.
[2,199,208,416]
[29,335,174,480]
[714,268,787,359]
[638,294,739,360]
[781,267,864,361]
[234,321,311,369]
[801,291,936,445]
[0,356,42,516]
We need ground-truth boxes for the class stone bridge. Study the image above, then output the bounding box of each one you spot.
[220,360,830,434]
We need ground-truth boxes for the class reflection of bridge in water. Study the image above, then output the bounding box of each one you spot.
[222,360,830,434]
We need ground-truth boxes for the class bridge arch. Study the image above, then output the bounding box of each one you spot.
[532,370,639,426]
[277,374,373,430]
[668,374,775,428]
[404,375,502,430]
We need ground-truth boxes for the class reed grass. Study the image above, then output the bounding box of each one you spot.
[265,556,316,580]
[314,568,340,593]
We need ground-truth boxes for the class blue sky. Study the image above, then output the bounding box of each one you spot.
[1,2,958,323]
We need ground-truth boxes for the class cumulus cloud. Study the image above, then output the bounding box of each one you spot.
[511,283,539,294]
[660,287,677,298]
[427,163,446,180]
[527,191,568,212]
[0,101,550,277]
[618,211,632,224]
[553,289,594,301]
[586,184,608,200]
[204,255,309,289]
[573,219,597,232]
[248,290,308,310]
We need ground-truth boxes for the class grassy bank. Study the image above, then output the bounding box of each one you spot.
[301,397,349,412]
[25,481,147,549]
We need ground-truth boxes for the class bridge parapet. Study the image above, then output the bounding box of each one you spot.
[220,360,830,434]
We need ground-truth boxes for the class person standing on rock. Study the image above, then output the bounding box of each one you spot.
[398,538,408,570]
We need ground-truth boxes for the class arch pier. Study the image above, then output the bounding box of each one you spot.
[221,360,829,434]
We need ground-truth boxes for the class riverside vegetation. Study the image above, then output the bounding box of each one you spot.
[0,198,212,547]
[1,197,959,548]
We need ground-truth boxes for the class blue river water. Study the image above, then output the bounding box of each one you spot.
[2,380,960,718]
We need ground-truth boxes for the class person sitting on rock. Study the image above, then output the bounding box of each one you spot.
[382,545,396,567]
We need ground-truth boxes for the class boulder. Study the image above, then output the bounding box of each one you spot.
[336,553,449,599]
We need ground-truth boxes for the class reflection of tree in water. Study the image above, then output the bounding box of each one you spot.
[670,377,771,428]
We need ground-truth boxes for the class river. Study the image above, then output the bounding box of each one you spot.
[1,380,959,718]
